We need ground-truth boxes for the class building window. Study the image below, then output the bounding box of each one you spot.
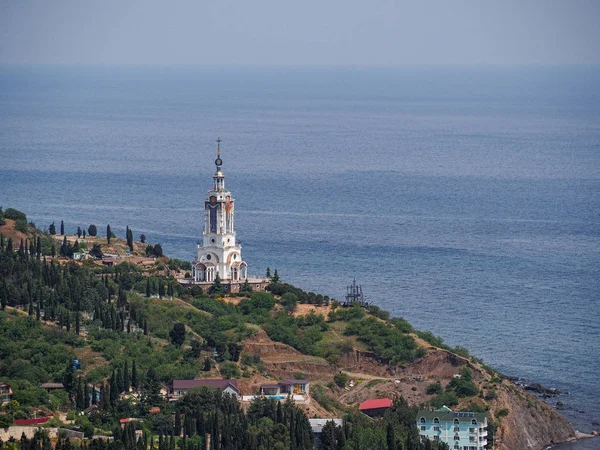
[434,418,440,424]
[420,418,426,424]
[421,426,426,431]
[469,428,475,433]
[470,436,476,442]
[454,426,460,432]
[471,419,477,425]
[454,436,460,441]
[433,436,439,441]
[434,426,440,432]
[454,418,460,425]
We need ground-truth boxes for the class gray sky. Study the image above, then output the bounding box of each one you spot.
[0,0,598,66]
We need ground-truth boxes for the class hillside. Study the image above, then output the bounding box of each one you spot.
[0,210,577,450]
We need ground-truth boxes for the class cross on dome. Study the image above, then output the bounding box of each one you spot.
[215,137,223,168]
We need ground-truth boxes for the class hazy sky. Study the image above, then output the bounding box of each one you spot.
[0,0,599,66]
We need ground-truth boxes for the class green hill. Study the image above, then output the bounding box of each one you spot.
[0,208,576,450]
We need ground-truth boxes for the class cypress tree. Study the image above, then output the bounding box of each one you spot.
[158,282,165,299]
[146,278,151,298]
[60,220,65,235]
[36,236,41,257]
[75,313,80,334]
[107,224,112,244]
[49,222,56,235]
[131,360,138,389]
[143,319,148,335]
[123,361,130,392]
[386,423,396,450]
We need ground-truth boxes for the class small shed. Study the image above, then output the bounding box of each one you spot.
[359,398,393,418]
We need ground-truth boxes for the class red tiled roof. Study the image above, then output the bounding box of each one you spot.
[172,379,239,392]
[359,398,393,411]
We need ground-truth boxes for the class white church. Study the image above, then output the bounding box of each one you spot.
[191,139,267,293]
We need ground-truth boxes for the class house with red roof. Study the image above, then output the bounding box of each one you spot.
[171,379,240,400]
[359,398,393,418]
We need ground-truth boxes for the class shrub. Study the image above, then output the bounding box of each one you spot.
[484,391,497,401]
[431,390,458,408]
[239,292,276,315]
[88,224,97,236]
[496,408,509,418]
[333,372,349,388]
[220,361,240,379]
[328,304,365,322]
[281,292,298,314]
[426,381,442,395]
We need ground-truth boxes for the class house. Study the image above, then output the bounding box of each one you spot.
[171,379,240,399]
[259,379,310,396]
[416,406,488,450]
[0,382,13,404]
[359,398,393,418]
[40,382,65,392]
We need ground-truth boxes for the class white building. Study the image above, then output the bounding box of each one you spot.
[192,139,248,284]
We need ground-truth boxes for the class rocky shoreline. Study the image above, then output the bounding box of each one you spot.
[506,375,599,447]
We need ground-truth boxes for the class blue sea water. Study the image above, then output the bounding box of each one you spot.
[1,66,599,446]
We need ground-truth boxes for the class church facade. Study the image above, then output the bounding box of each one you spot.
[191,140,267,293]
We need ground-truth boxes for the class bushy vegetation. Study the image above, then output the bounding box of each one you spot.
[428,368,478,408]
[267,281,331,305]
[344,317,425,365]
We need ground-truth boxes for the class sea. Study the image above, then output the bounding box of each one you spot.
[1,65,599,448]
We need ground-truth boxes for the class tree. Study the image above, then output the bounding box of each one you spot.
[88,224,97,236]
[49,222,56,235]
[266,267,271,278]
[209,273,226,295]
[140,234,146,244]
[203,357,212,372]
[386,422,396,450]
[143,367,163,407]
[272,269,280,283]
[131,360,138,389]
[106,224,112,244]
[281,292,298,314]
[333,372,349,388]
[77,227,82,238]
[60,220,64,235]
[219,362,240,379]
[146,278,151,298]
[241,278,252,294]
[191,340,203,358]
[126,227,134,252]
[169,322,186,347]
[89,244,103,259]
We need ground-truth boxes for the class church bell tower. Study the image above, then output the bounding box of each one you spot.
[192,139,248,283]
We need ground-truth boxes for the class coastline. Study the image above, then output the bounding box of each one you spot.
[547,432,599,450]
